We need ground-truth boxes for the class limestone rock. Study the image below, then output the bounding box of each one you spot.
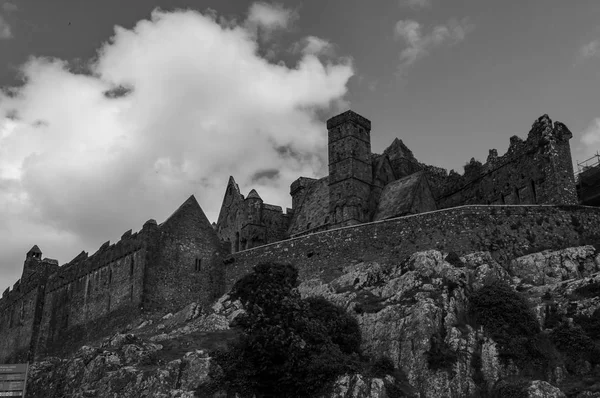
[526,380,566,398]
[26,246,600,398]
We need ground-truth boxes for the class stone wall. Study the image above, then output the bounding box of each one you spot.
[144,196,224,314]
[427,115,577,208]
[216,177,291,252]
[34,226,151,359]
[0,259,58,363]
[223,205,600,291]
[287,177,330,236]
[0,285,44,362]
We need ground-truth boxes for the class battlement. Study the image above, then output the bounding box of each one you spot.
[45,220,156,293]
[0,258,59,310]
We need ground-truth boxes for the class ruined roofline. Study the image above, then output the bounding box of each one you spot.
[232,203,596,255]
[420,114,573,181]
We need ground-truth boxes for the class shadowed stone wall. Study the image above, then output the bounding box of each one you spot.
[224,205,600,291]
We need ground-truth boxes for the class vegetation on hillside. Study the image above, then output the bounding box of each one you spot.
[466,281,600,396]
[200,262,410,398]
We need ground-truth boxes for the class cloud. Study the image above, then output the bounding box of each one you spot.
[0,13,12,39]
[245,2,296,39]
[402,0,431,9]
[2,2,17,13]
[0,4,353,292]
[581,118,600,148]
[393,18,473,75]
[290,35,335,57]
[579,40,600,61]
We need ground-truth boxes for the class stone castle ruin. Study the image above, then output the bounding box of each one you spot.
[216,110,578,252]
[1,110,597,364]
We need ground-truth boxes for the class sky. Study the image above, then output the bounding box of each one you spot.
[1,0,600,293]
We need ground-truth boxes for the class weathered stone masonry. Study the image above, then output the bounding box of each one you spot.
[0,110,590,364]
[216,111,580,247]
[223,205,600,291]
[0,195,223,363]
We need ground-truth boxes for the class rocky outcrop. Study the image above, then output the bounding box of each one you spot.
[25,246,600,397]
[299,246,600,397]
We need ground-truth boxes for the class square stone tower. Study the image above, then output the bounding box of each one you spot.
[327,110,373,228]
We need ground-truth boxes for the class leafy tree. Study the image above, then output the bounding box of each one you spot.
[209,262,362,398]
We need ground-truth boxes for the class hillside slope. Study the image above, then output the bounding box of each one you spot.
[25,246,600,397]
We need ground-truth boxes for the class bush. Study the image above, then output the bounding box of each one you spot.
[469,282,540,363]
[574,308,600,340]
[491,378,530,398]
[445,252,463,267]
[209,262,362,398]
[367,356,395,378]
[572,282,600,299]
[427,332,458,371]
[550,322,600,369]
[304,297,362,355]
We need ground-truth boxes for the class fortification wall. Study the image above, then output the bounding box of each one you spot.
[34,227,150,359]
[0,286,44,362]
[426,116,577,208]
[224,205,600,290]
[0,260,58,362]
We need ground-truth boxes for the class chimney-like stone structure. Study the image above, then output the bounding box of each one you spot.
[327,110,373,228]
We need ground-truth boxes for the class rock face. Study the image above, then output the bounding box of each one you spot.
[298,246,600,397]
[25,246,600,397]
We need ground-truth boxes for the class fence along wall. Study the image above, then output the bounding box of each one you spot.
[224,205,600,290]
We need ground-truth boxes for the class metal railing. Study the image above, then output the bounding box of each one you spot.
[576,151,600,178]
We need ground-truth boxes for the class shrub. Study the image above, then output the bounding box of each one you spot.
[574,308,600,340]
[209,262,363,398]
[491,378,530,398]
[469,282,540,363]
[550,322,600,369]
[445,251,463,267]
[304,297,362,355]
[572,282,600,299]
[427,331,458,371]
[543,303,562,329]
[367,356,395,378]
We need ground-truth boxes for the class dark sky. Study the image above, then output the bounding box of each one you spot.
[1,0,600,292]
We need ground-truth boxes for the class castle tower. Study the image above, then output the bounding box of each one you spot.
[241,189,266,250]
[22,245,42,281]
[327,110,373,228]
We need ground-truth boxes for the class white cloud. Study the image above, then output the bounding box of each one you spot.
[0,4,353,292]
[245,2,296,38]
[403,0,431,9]
[581,118,600,148]
[2,2,17,13]
[579,40,599,61]
[290,35,335,57]
[393,18,473,75]
[0,13,12,39]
